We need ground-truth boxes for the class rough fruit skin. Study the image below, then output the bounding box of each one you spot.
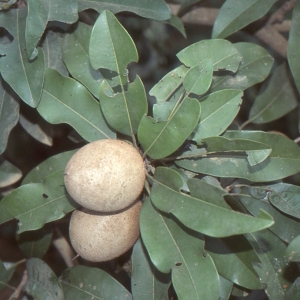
[69,201,142,262]
[64,139,145,212]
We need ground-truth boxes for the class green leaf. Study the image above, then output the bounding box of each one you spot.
[210,42,274,93]
[78,0,171,20]
[150,167,274,237]
[285,278,300,300]
[22,149,77,185]
[25,0,78,59]
[167,14,187,38]
[205,235,263,290]
[99,75,148,136]
[288,0,300,94]
[212,0,278,39]
[177,131,300,182]
[41,30,69,76]
[131,239,170,300]
[219,276,233,300]
[140,198,220,300]
[138,97,200,159]
[177,39,242,72]
[183,59,213,95]
[0,260,15,292]
[0,0,17,10]
[286,235,300,262]
[191,89,243,142]
[25,258,64,300]
[0,171,78,233]
[17,226,53,258]
[0,78,19,155]
[248,64,298,124]
[0,157,22,188]
[0,7,45,108]
[60,265,132,299]
[62,22,103,98]
[89,10,138,85]
[37,68,115,142]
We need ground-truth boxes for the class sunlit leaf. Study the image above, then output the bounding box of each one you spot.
[177,39,242,72]
[60,265,133,299]
[212,0,278,38]
[131,239,170,300]
[140,198,220,300]
[78,0,171,20]
[0,157,22,188]
[0,7,44,107]
[25,258,64,300]
[0,78,19,155]
[25,0,78,59]
[150,167,274,237]
[286,235,300,262]
[37,68,115,142]
[248,64,298,124]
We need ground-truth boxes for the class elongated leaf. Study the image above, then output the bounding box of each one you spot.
[191,89,243,142]
[205,235,262,290]
[0,157,22,188]
[286,235,300,262]
[25,258,64,300]
[210,43,274,93]
[26,0,78,59]
[0,7,44,107]
[60,265,132,299]
[37,68,115,142]
[78,0,171,20]
[212,0,278,38]
[138,97,200,159]
[89,10,138,85]
[246,230,297,299]
[140,198,220,300]
[288,0,300,94]
[0,78,19,154]
[132,239,170,300]
[99,76,148,136]
[177,39,242,72]
[0,171,78,233]
[62,22,103,97]
[248,64,298,124]
[41,30,68,76]
[0,260,15,292]
[183,59,213,95]
[177,131,300,182]
[150,167,274,237]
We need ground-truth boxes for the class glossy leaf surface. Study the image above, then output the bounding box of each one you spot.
[150,167,274,237]
[37,68,115,142]
[0,157,22,188]
[140,198,220,300]
[60,265,132,299]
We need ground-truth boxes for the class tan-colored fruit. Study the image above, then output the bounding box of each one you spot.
[69,201,142,262]
[64,139,145,212]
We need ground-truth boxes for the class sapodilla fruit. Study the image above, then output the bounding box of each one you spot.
[69,201,142,262]
[64,139,145,213]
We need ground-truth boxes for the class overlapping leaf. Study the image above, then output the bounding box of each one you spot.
[210,42,274,93]
[0,7,44,107]
[212,0,278,38]
[25,0,78,59]
[0,260,15,292]
[78,0,171,20]
[286,235,300,262]
[0,171,78,233]
[177,39,242,72]
[150,167,274,237]
[37,68,115,142]
[131,239,170,300]
[60,265,133,299]
[0,157,22,188]
[140,198,220,300]
[177,131,300,182]
[248,64,298,124]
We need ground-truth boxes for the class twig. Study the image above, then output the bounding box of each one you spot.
[9,270,28,300]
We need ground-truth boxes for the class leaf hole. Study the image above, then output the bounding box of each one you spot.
[42,193,49,199]
[175,262,182,267]
[0,27,14,45]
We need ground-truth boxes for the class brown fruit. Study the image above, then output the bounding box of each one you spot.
[64,139,145,212]
[69,201,142,262]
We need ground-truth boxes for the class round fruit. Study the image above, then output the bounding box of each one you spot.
[64,139,145,212]
[69,201,142,262]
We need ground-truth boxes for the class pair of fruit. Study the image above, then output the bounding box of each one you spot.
[64,139,145,262]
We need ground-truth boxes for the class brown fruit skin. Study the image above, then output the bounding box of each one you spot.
[69,201,142,262]
[64,139,145,212]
